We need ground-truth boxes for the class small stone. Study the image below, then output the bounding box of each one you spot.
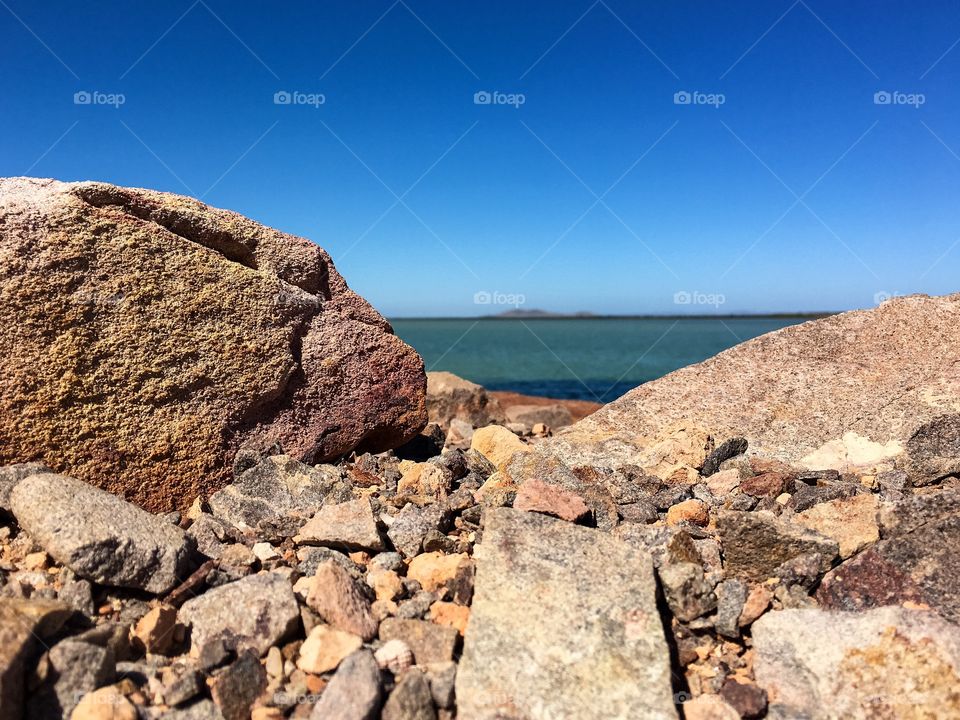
[310,649,383,720]
[297,624,363,674]
[22,551,48,571]
[387,503,451,559]
[705,468,741,498]
[210,650,267,720]
[738,585,773,627]
[397,591,436,620]
[10,473,194,594]
[265,646,284,678]
[665,499,709,527]
[681,694,741,720]
[252,542,280,562]
[658,562,718,622]
[795,493,879,559]
[428,602,470,635]
[719,680,767,719]
[714,579,747,638]
[700,437,748,477]
[380,618,459,665]
[513,477,590,522]
[160,661,202,706]
[740,471,791,498]
[382,668,437,720]
[617,500,658,524]
[180,572,300,658]
[367,568,404,602]
[296,498,385,552]
[421,662,457,710]
[307,560,379,641]
[469,425,530,470]
[70,685,137,720]
[132,605,178,655]
[28,640,115,719]
[718,510,839,582]
[407,552,469,595]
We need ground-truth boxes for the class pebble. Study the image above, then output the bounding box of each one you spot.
[407,552,469,595]
[296,498,385,552]
[297,624,363,674]
[310,649,383,720]
[132,605,178,655]
[666,498,710,526]
[382,668,437,720]
[210,650,267,720]
[306,560,379,641]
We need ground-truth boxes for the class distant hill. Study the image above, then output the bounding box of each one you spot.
[492,309,597,318]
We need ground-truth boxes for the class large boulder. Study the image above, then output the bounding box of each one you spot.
[0,178,426,511]
[426,372,504,429]
[547,294,960,483]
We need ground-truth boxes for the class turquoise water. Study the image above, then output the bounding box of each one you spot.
[391,317,811,402]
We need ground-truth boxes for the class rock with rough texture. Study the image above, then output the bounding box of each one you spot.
[513,477,590,522]
[380,619,459,665]
[817,514,960,624]
[718,510,839,582]
[28,639,115,720]
[307,560,379,641]
[382,669,437,720]
[456,508,677,719]
[0,177,427,512]
[426,372,504,429]
[298,624,363,674]
[547,295,960,482]
[208,455,352,530]
[504,403,573,430]
[179,572,299,657]
[469,426,530,471]
[71,685,138,720]
[10,472,193,593]
[0,462,50,513]
[310,649,383,720]
[753,607,960,718]
[210,650,267,720]
[296,497,384,552]
[0,599,74,720]
[794,493,879,559]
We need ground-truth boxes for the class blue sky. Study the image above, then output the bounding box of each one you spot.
[2,0,958,316]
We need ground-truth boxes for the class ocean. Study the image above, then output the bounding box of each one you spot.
[391,317,812,402]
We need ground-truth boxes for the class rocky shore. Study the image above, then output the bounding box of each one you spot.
[2,179,959,720]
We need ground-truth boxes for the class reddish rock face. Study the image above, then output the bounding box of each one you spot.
[0,177,427,511]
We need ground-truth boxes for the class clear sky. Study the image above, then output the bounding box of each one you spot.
[2,0,957,316]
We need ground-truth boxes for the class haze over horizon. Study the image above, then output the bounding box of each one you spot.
[2,0,958,317]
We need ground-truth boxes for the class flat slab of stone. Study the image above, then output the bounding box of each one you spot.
[456,507,677,719]
[753,607,960,718]
[10,472,193,593]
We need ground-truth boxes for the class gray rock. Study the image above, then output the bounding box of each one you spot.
[161,661,203,707]
[27,640,115,720]
[296,497,385,552]
[753,607,960,718]
[701,437,748,477]
[187,514,240,560]
[297,546,365,581]
[306,560,379,641]
[715,579,748,638]
[210,650,267,720]
[57,569,95,616]
[718,510,839,582]
[905,414,960,484]
[658,562,718,622]
[456,507,678,719]
[180,572,299,658]
[0,462,49,513]
[382,668,437,720]
[387,503,450,558]
[422,662,456,710]
[152,699,224,720]
[879,486,960,538]
[310,649,383,720]
[10,472,194,593]
[208,455,351,531]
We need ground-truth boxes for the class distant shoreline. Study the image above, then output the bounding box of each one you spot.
[390,313,837,321]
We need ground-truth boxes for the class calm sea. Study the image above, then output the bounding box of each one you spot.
[391,317,811,403]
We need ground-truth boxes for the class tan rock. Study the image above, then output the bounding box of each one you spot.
[297,625,363,674]
[547,294,960,484]
[70,686,137,720]
[795,493,879,559]
[407,552,469,594]
[738,585,773,627]
[307,560,379,641]
[367,568,404,602]
[681,694,741,720]
[706,468,741,497]
[22,552,48,571]
[666,499,710,527]
[295,498,384,552]
[470,425,530,470]
[0,177,426,512]
[429,601,470,635]
[514,477,590,522]
[427,371,505,429]
[132,605,178,655]
[397,461,427,495]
